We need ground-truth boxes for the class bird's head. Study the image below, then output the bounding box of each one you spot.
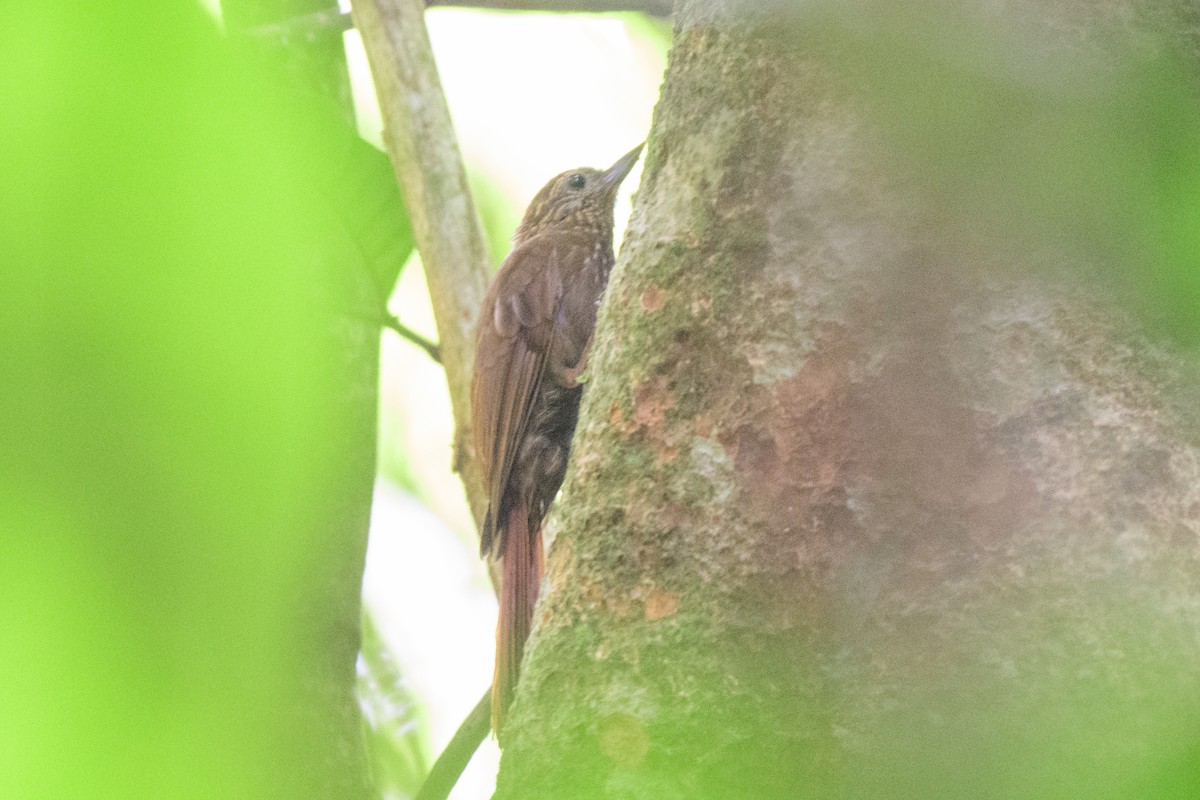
[514,143,644,241]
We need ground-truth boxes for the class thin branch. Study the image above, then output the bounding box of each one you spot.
[427,0,672,12]
[382,314,442,362]
[241,1,671,40]
[237,8,353,41]
[414,687,493,800]
[352,0,492,527]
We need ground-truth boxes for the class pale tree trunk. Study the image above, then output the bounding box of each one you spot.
[496,1,1200,797]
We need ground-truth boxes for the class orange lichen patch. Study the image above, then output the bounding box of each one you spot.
[608,402,639,439]
[693,410,715,438]
[599,713,650,768]
[644,589,679,621]
[640,283,667,312]
[630,376,680,464]
[715,335,857,543]
[653,441,679,466]
[632,375,675,428]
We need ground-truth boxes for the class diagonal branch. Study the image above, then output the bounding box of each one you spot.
[413,687,492,800]
[352,0,492,527]
[427,0,672,11]
[353,3,502,795]
[383,314,442,363]
[244,3,671,45]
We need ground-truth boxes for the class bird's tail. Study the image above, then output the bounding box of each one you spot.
[492,500,544,735]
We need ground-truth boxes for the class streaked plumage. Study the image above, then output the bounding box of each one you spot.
[472,144,643,733]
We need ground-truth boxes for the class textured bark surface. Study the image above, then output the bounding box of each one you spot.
[354,0,493,526]
[495,1,1200,797]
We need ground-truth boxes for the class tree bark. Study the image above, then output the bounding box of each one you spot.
[495,1,1200,797]
[354,0,493,526]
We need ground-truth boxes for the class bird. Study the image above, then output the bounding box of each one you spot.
[471,143,644,734]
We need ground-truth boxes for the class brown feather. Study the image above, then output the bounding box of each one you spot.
[492,499,543,731]
[470,144,643,736]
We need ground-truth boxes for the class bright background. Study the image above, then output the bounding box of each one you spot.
[345,8,668,798]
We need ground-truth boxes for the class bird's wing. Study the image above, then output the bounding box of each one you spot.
[471,235,568,557]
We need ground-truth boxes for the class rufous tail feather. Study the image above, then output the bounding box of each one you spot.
[492,500,544,734]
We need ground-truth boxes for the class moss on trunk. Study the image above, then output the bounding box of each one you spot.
[495,2,1200,798]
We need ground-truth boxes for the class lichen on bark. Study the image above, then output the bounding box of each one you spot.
[494,1,1200,798]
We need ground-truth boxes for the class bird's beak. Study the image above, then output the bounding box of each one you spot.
[602,143,644,190]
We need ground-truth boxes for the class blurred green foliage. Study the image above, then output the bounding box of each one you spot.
[621,10,673,60]
[359,612,429,799]
[0,3,387,798]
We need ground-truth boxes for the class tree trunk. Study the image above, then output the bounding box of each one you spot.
[495,1,1200,797]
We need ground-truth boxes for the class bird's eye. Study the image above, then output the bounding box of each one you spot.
[567,174,586,190]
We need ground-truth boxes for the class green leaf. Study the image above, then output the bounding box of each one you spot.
[359,612,431,800]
